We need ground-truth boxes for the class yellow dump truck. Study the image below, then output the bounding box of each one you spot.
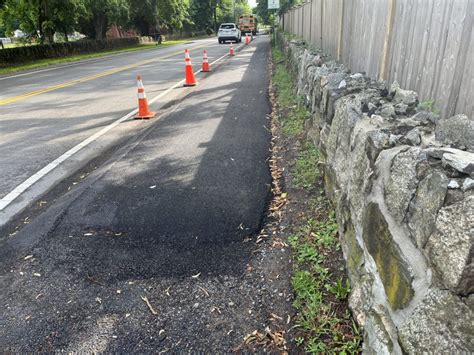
[239,15,258,36]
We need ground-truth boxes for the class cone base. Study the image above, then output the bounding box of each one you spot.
[135,112,156,119]
[184,82,198,87]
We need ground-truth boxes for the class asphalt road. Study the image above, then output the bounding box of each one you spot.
[0,37,243,225]
[0,36,273,351]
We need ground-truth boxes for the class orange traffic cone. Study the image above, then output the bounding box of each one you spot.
[202,49,210,72]
[184,49,197,87]
[245,34,249,45]
[230,45,235,56]
[134,75,155,119]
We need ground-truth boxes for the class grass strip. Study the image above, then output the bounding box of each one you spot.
[272,42,361,354]
[0,40,190,76]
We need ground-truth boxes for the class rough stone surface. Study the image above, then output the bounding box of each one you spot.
[403,127,421,146]
[407,171,448,248]
[399,289,474,353]
[463,178,474,191]
[448,179,460,189]
[426,194,474,294]
[280,34,474,354]
[385,148,421,223]
[391,81,418,107]
[435,114,474,152]
[442,149,474,177]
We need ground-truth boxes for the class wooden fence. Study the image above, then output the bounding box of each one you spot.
[280,0,474,118]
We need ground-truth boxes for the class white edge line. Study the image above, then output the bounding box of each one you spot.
[0,44,241,211]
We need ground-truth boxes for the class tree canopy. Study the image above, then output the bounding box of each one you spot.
[0,0,258,42]
[254,0,298,25]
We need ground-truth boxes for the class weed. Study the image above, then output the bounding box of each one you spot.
[417,100,441,115]
[326,277,351,300]
[272,47,309,137]
[294,143,320,189]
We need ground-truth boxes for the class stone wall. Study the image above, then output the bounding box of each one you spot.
[278,34,474,353]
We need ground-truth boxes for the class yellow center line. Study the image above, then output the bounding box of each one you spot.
[0,43,208,106]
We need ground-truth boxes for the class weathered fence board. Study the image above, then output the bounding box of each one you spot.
[281,0,474,118]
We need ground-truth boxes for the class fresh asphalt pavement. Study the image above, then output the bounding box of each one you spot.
[0,36,273,351]
[0,37,240,224]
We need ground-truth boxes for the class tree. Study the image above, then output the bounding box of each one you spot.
[128,0,158,36]
[77,0,129,40]
[0,0,87,43]
[157,0,190,34]
[50,0,86,41]
[234,0,252,21]
[1,0,39,40]
[254,0,270,25]
[190,0,212,31]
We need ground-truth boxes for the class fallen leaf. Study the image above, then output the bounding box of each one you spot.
[211,306,221,314]
[270,313,283,321]
[141,296,158,315]
[197,286,210,297]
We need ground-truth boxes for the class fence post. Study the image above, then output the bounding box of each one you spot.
[301,5,304,38]
[320,0,324,50]
[337,0,345,61]
[379,0,397,81]
[447,0,474,116]
[309,0,313,44]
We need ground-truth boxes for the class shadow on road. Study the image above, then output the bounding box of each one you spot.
[0,38,271,352]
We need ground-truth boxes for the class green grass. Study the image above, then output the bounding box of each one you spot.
[417,99,441,115]
[272,47,309,137]
[288,215,361,354]
[272,40,361,354]
[294,142,320,189]
[0,40,189,76]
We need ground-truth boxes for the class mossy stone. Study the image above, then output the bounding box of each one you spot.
[344,221,364,276]
[363,202,414,310]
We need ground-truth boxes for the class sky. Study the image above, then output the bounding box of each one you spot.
[248,0,257,8]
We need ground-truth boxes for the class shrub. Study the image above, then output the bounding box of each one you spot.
[0,37,139,65]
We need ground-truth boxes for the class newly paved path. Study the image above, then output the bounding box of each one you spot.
[0,37,239,225]
[0,36,272,351]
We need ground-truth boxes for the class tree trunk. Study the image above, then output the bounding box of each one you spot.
[38,0,45,44]
[213,7,217,33]
[94,13,107,40]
